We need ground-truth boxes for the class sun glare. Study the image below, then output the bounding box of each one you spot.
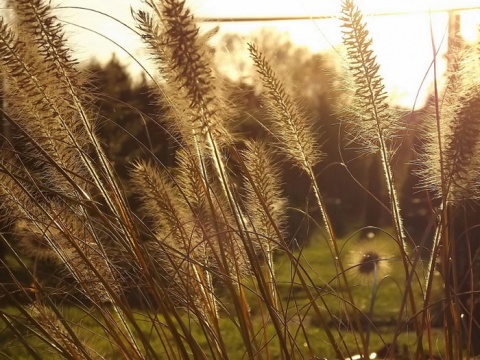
[50,0,480,108]
[191,0,480,108]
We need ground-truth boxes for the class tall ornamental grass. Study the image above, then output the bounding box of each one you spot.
[0,0,479,359]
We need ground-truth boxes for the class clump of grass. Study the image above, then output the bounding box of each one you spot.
[416,34,480,359]
[0,0,479,359]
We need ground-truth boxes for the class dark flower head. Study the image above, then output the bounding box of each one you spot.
[358,251,380,275]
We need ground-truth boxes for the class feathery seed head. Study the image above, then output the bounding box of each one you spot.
[130,159,214,263]
[419,46,480,203]
[29,303,96,359]
[0,1,95,198]
[0,156,35,221]
[346,239,393,284]
[13,203,119,304]
[248,43,323,170]
[340,0,397,154]
[242,140,287,252]
[15,219,56,260]
[134,0,230,150]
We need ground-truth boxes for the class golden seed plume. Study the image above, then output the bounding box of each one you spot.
[133,0,230,151]
[0,3,93,197]
[29,303,99,359]
[242,140,287,252]
[419,47,480,203]
[340,0,398,155]
[17,203,119,304]
[248,43,322,170]
[340,0,407,251]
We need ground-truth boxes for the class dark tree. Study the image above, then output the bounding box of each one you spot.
[86,56,173,179]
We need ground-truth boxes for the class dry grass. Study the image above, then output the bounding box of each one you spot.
[0,0,479,359]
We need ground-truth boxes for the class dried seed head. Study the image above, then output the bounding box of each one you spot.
[346,239,393,284]
[248,43,322,170]
[357,251,380,275]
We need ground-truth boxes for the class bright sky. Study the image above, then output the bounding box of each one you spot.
[44,0,480,108]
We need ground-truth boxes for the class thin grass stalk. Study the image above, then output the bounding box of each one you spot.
[234,148,347,359]
[259,302,272,359]
[0,311,44,360]
[132,6,235,352]
[418,20,480,358]
[464,223,475,359]
[137,1,299,356]
[0,156,161,359]
[420,219,444,359]
[292,303,313,358]
[340,3,425,356]
[1,5,154,355]
[450,226,463,360]
[265,249,277,309]
[248,42,367,357]
[0,257,91,359]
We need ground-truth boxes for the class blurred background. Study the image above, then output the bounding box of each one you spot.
[1,0,480,245]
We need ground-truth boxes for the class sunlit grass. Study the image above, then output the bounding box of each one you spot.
[0,0,478,358]
[1,233,445,359]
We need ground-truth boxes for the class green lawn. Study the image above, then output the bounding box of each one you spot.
[0,229,445,359]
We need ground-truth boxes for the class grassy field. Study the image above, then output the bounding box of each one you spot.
[1,229,445,359]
